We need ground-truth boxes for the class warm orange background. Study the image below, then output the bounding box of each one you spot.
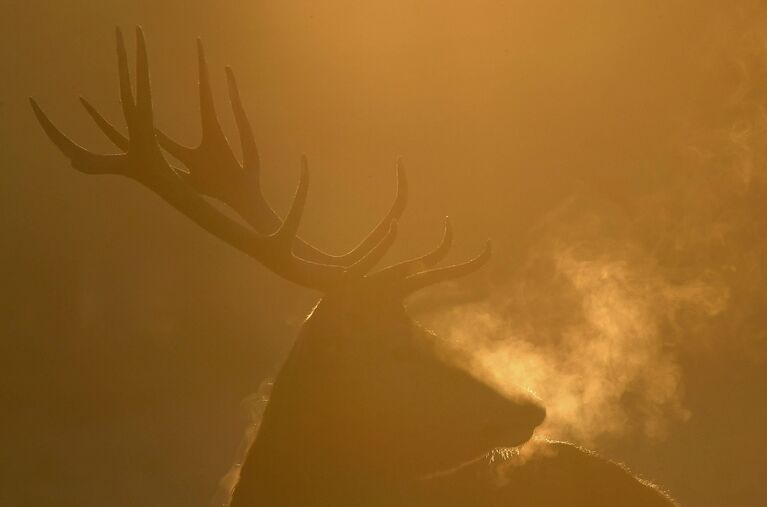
[2,1,766,505]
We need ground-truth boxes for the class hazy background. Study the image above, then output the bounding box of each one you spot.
[2,1,767,505]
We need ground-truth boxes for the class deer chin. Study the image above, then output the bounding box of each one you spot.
[417,432,534,480]
[409,428,534,479]
[418,445,500,481]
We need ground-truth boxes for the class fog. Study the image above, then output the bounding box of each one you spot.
[2,1,767,505]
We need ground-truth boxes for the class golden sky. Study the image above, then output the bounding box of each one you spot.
[2,2,766,505]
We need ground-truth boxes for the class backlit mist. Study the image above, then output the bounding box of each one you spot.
[2,1,767,505]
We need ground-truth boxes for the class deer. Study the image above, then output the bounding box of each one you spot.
[31,27,678,507]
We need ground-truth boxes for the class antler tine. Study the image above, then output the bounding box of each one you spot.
[399,240,492,295]
[80,97,130,151]
[29,99,126,175]
[135,28,154,125]
[196,39,225,140]
[346,220,399,277]
[116,28,137,132]
[367,216,452,282]
[274,156,310,244]
[225,66,260,173]
[338,158,408,264]
[32,26,346,291]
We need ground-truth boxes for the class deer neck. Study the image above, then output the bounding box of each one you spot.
[230,314,418,505]
[230,355,418,506]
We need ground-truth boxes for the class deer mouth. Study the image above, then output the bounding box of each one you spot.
[417,423,536,479]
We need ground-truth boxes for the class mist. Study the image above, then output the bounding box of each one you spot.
[426,191,729,444]
[3,1,767,506]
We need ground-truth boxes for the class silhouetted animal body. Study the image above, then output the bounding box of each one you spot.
[31,27,677,507]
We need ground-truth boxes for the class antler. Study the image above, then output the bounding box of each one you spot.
[31,27,490,295]
[30,27,395,290]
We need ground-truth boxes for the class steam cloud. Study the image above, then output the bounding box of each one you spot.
[425,199,728,444]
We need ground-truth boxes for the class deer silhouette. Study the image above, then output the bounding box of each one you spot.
[31,28,677,507]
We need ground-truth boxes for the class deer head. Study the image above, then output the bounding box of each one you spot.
[31,28,546,504]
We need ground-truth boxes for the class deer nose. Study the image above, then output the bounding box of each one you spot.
[527,401,546,427]
[503,399,546,430]
[482,400,546,447]
[489,390,546,429]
